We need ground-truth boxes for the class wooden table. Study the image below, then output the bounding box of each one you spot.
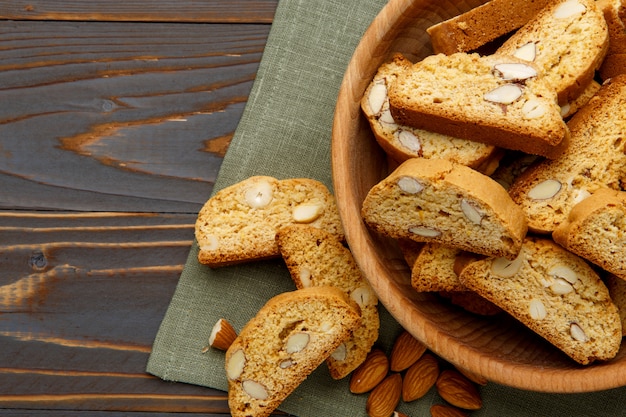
[0,2,282,414]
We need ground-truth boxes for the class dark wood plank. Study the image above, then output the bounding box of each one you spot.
[0,211,294,414]
[0,0,278,23]
[0,20,270,213]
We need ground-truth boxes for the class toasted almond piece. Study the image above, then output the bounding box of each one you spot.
[226,349,246,381]
[513,42,537,62]
[527,179,562,200]
[483,83,523,104]
[242,379,269,400]
[436,369,482,410]
[390,330,427,372]
[243,179,273,208]
[366,373,402,417]
[430,404,469,417]
[402,353,439,402]
[207,318,237,351]
[349,349,390,394]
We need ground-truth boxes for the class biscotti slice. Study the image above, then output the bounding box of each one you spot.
[411,243,469,293]
[195,176,344,267]
[225,286,361,417]
[275,224,380,379]
[458,236,622,365]
[426,0,551,55]
[411,243,500,315]
[388,52,569,159]
[508,75,626,233]
[496,0,608,105]
[553,188,626,279]
[361,53,502,174]
[361,158,528,260]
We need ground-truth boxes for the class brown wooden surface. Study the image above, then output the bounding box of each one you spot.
[0,1,286,415]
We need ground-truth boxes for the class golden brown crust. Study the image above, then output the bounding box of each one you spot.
[552,188,626,278]
[496,0,609,105]
[360,53,502,173]
[388,53,569,159]
[508,75,626,234]
[459,236,622,365]
[426,0,552,54]
[361,158,528,259]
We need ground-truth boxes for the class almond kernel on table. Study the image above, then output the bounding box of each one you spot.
[436,369,482,410]
[366,373,402,417]
[390,330,427,372]
[207,318,237,351]
[402,353,439,402]
[349,348,389,394]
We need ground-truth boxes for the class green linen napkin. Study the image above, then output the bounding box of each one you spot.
[146,0,626,415]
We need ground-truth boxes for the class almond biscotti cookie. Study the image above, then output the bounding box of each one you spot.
[361,53,502,174]
[426,0,552,55]
[496,0,609,105]
[225,286,361,417]
[275,224,379,379]
[508,75,626,233]
[361,158,528,260]
[459,236,622,365]
[553,188,626,280]
[388,53,569,159]
[195,176,344,267]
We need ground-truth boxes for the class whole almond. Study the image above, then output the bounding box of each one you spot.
[430,404,469,417]
[402,353,439,402]
[350,349,389,394]
[390,330,427,372]
[366,373,402,417]
[436,369,482,410]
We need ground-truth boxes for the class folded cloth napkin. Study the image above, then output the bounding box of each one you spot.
[146,0,626,415]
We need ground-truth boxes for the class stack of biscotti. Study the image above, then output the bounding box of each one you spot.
[225,287,361,417]
[458,236,622,365]
[508,75,626,234]
[361,53,503,174]
[195,176,344,267]
[387,53,569,159]
[359,0,626,365]
[495,0,608,106]
[276,224,380,379]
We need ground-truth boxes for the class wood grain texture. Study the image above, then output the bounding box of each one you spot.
[0,0,278,23]
[0,0,291,414]
[0,20,269,213]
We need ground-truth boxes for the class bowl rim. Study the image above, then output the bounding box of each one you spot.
[331,0,626,393]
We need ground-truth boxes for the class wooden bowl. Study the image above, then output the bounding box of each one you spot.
[331,0,626,392]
